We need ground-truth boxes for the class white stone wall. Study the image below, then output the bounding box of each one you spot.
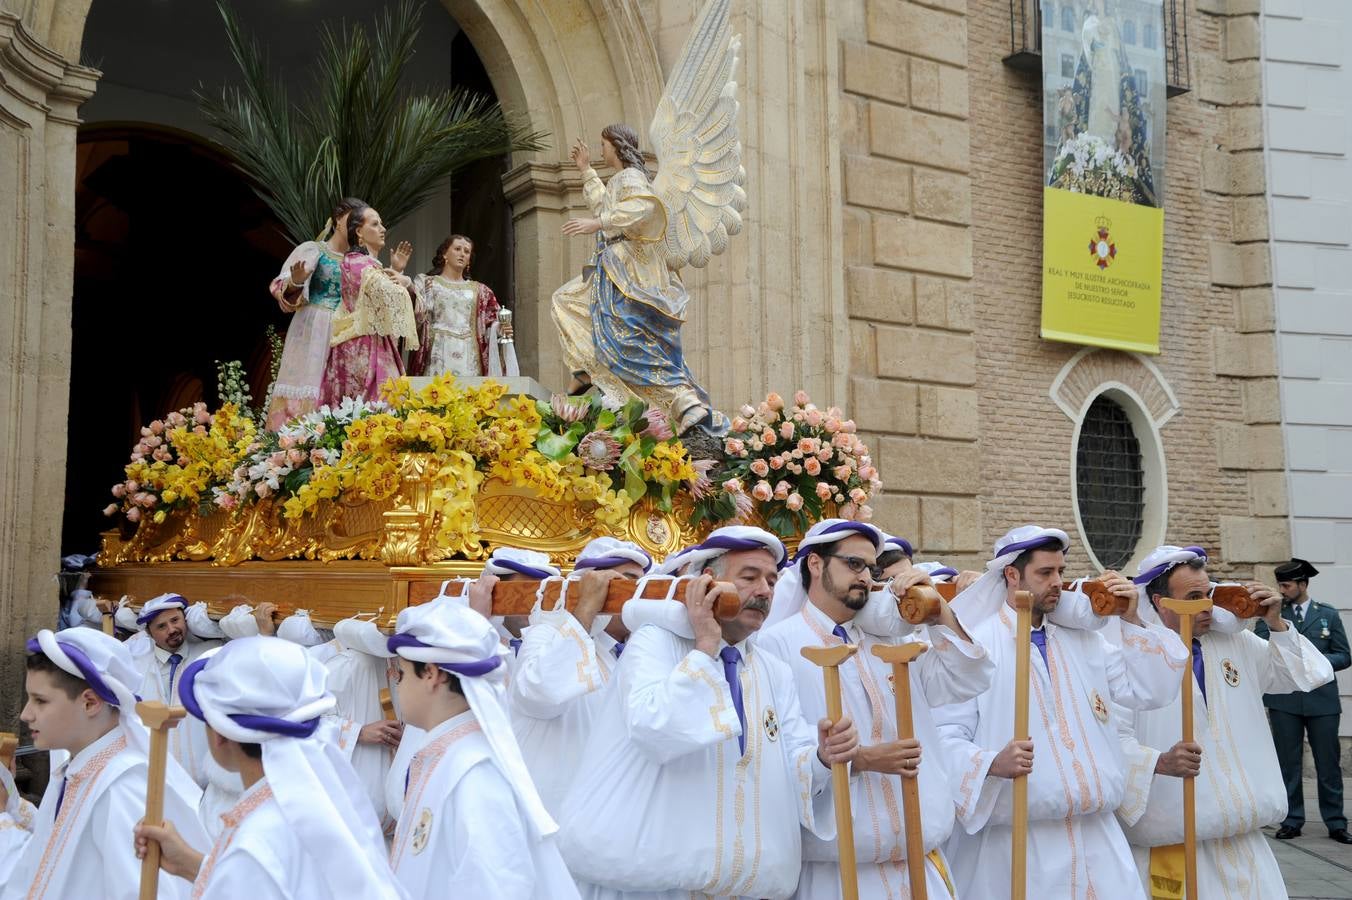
[1262,0,1352,730]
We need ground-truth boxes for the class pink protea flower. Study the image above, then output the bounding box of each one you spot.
[641,408,675,441]
[687,458,717,500]
[550,394,589,424]
[786,492,804,511]
[750,459,770,477]
[752,481,773,501]
[577,430,622,470]
[730,490,755,522]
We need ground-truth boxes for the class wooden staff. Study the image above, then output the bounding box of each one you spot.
[137,701,186,900]
[379,688,397,720]
[802,644,861,900]
[1011,589,1034,900]
[1159,596,1212,900]
[421,576,743,619]
[0,732,16,772]
[96,598,116,635]
[871,643,930,900]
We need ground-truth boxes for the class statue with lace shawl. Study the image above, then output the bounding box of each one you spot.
[551,0,744,436]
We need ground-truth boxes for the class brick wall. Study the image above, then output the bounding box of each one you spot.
[840,0,1286,580]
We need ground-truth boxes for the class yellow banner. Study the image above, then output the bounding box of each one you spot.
[1040,187,1163,355]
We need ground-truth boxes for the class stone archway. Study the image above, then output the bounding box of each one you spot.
[0,0,663,725]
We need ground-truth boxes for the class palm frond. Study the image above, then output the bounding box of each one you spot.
[198,0,548,244]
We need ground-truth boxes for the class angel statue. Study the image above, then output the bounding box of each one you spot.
[551,0,744,436]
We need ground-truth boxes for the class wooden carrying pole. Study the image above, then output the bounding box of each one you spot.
[801,644,861,900]
[137,701,186,900]
[871,643,930,900]
[1159,596,1213,900]
[0,732,16,772]
[1011,589,1034,900]
[427,576,743,619]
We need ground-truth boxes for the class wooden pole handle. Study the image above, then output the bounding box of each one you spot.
[872,644,929,899]
[896,585,944,625]
[379,689,396,721]
[1068,580,1129,617]
[1158,597,1210,900]
[1011,590,1033,900]
[801,644,860,900]
[137,702,186,900]
[0,733,16,773]
[413,576,743,620]
[1209,584,1264,619]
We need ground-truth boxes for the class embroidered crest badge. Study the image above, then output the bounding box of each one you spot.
[1321,620,1330,639]
[1222,658,1240,687]
[763,706,780,742]
[1089,689,1109,724]
[1089,217,1117,270]
[411,807,433,854]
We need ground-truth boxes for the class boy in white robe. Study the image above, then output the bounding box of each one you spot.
[387,600,579,899]
[758,519,994,899]
[559,526,861,900]
[1113,545,1334,899]
[6,628,207,900]
[933,525,1189,900]
[134,635,402,900]
[511,536,649,816]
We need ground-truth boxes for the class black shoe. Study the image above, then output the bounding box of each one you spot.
[1275,826,1301,840]
[1330,829,1352,844]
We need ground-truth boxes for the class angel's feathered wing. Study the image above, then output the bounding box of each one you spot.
[648,0,745,270]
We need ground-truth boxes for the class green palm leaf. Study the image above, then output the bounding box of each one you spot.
[198,0,547,244]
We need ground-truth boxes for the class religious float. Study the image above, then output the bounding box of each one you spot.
[90,376,882,627]
[88,0,882,627]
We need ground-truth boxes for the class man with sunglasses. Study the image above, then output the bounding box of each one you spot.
[1113,545,1332,899]
[933,525,1188,900]
[758,519,993,898]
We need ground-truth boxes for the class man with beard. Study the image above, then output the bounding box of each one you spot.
[131,594,223,789]
[933,525,1188,900]
[757,519,993,898]
[558,526,860,899]
[1114,545,1333,898]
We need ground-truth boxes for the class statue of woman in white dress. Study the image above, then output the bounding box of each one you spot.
[409,234,517,378]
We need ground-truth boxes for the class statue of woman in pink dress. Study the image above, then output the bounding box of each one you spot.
[265,197,365,429]
[319,205,418,406]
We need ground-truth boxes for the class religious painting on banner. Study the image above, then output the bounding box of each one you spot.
[1040,0,1166,354]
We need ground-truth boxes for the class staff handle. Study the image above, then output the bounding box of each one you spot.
[0,733,16,773]
[872,643,930,899]
[802,644,860,900]
[1011,590,1033,900]
[136,701,186,900]
[1159,597,1212,900]
[425,576,743,619]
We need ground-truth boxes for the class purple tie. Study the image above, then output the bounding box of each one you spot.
[1192,639,1207,706]
[720,646,747,755]
[508,638,522,657]
[167,653,183,699]
[1030,628,1049,667]
[611,642,624,659]
[52,776,67,818]
[832,624,850,643]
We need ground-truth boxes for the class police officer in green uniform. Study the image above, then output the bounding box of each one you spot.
[1257,558,1351,842]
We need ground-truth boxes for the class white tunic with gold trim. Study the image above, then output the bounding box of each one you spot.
[559,623,835,899]
[1115,625,1333,899]
[933,607,1188,900]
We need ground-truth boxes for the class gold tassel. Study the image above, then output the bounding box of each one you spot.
[1148,843,1186,900]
